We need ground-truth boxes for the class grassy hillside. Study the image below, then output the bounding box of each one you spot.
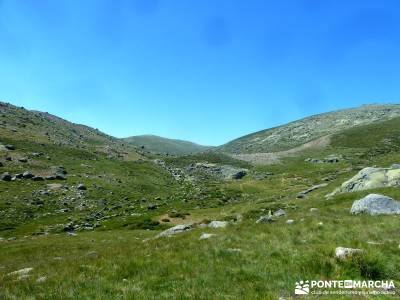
[219,104,400,154]
[1,105,400,299]
[124,135,212,155]
[0,102,142,160]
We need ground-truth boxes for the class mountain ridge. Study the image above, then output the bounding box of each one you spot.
[124,134,213,155]
[218,104,400,154]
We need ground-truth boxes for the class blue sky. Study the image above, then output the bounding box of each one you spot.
[1,0,400,145]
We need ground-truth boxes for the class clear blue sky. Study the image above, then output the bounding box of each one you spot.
[1,0,400,146]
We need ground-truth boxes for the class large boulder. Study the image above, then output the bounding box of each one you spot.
[219,165,247,180]
[186,163,247,180]
[326,166,400,197]
[156,224,192,238]
[350,194,400,215]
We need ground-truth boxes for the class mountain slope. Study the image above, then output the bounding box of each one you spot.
[124,135,212,155]
[2,101,400,298]
[218,104,400,154]
[0,102,142,160]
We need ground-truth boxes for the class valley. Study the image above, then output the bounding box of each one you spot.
[1,102,400,299]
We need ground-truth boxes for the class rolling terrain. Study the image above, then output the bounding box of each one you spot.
[219,104,400,154]
[124,135,212,155]
[1,102,400,299]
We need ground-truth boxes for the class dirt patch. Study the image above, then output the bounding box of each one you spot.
[231,135,331,165]
[157,214,203,225]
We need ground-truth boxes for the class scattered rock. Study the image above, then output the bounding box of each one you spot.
[199,233,216,240]
[147,203,158,210]
[36,276,47,283]
[323,155,341,163]
[297,183,328,198]
[32,176,44,181]
[335,247,363,259]
[156,224,192,238]
[4,144,15,150]
[310,208,319,212]
[77,184,87,190]
[286,219,294,224]
[18,158,28,163]
[1,172,12,181]
[208,221,228,228]
[350,194,400,215]
[256,214,274,223]
[50,166,67,175]
[226,248,242,253]
[49,166,67,180]
[7,267,33,277]
[273,209,286,217]
[23,171,34,179]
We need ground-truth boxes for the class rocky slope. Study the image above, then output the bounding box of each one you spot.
[2,102,400,298]
[218,104,400,154]
[0,102,142,160]
[124,135,212,155]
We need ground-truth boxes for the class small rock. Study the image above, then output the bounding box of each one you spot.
[310,208,319,212]
[32,176,44,181]
[36,276,47,283]
[18,158,28,163]
[286,219,294,224]
[256,215,274,224]
[4,144,15,150]
[273,209,286,217]
[77,184,87,190]
[23,171,34,179]
[335,247,363,259]
[7,267,33,276]
[147,203,158,210]
[1,172,12,181]
[208,221,228,228]
[199,233,216,240]
[226,248,242,253]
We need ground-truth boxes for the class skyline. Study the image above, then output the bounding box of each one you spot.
[1,0,400,145]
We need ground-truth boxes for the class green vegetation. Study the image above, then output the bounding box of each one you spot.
[1,102,400,299]
[124,135,213,155]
